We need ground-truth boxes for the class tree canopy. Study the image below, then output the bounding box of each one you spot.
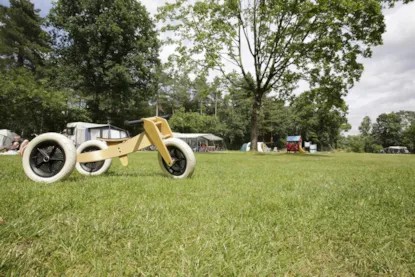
[157,0,411,150]
[48,0,160,126]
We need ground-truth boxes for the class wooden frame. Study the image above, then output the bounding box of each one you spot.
[76,117,174,166]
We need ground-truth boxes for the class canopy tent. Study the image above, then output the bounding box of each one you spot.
[172,132,225,152]
[382,146,410,154]
[66,122,129,147]
[0,129,17,147]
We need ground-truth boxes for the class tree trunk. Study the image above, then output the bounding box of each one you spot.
[250,93,262,151]
[215,93,218,117]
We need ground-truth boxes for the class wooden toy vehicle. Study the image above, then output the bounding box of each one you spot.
[22,115,196,183]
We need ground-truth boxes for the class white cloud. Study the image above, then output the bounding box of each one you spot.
[346,2,415,134]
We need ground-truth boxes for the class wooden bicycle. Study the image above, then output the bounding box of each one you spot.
[22,115,196,183]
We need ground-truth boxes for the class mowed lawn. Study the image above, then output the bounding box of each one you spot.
[0,151,414,276]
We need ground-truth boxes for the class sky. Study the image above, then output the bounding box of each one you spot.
[1,0,415,135]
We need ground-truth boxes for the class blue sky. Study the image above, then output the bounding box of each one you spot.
[2,0,415,134]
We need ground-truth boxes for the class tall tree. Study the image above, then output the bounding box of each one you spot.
[158,0,411,150]
[372,113,403,147]
[0,0,49,71]
[0,0,75,135]
[48,0,160,126]
[156,67,194,114]
[359,116,372,136]
[402,121,415,151]
[259,98,295,148]
[292,89,349,150]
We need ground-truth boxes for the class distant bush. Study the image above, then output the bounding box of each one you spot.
[372,144,384,153]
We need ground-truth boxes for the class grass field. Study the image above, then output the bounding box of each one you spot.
[1,151,414,276]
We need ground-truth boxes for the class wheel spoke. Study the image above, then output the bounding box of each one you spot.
[35,160,45,168]
[48,162,53,173]
[37,148,49,159]
[50,157,64,161]
[49,145,57,157]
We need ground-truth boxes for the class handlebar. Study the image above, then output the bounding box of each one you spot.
[124,114,172,126]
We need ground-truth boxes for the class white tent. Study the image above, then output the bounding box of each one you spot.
[240,142,270,152]
[172,132,224,152]
[66,122,129,147]
[0,129,17,147]
[382,146,410,154]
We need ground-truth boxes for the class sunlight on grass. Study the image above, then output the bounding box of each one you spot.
[1,152,414,275]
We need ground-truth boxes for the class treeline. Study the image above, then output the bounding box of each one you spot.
[163,73,349,150]
[0,0,158,137]
[0,0,350,150]
[339,111,415,153]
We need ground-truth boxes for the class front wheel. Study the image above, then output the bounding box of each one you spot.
[22,133,77,183]
[75,140,112,176]
[158,138,196,179]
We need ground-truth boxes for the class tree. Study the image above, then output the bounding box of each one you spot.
[48,0,160,126]
[215,83,248,148]
[169,108,226,135]
[291,89,349,150]
[0,0,50,71]
[259,98,295,149]
[0,0,77,135]
[402,122,415,151]
[359,116,374,152]
[156,67,195,114]
[158,0,411,150]
[359,116,372,136]
[346,135,365,153]
[193,75,211,115]
[372,113,403,147]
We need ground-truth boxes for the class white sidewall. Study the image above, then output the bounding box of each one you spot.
[75,140,112,176]
[158,138,196,179]
[22,133,77,183]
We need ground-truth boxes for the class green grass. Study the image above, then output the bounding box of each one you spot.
[1,152,414,276]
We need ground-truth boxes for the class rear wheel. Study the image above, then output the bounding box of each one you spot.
[75,140,112,176]
[22,133,76,183]
[158,138,196,179]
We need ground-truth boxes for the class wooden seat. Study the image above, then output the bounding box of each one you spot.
[97,137,130,143]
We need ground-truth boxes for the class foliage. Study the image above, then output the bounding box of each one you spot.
[346,111,415,153]
[372,112,403,147]
[345,135,365,153]
[0,0,86,136]
[0,0,50,70]
[372,144,384,153]
[291,89,349,150]
[402,121,415,151]
[169,108,226,135]
[359,116,372,136]
[157,0,408,150]
[48,0,160,126]
[0,68,69,136]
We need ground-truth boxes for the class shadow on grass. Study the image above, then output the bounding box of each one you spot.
[67,171,166,182]
[285,153,333,158]
[104,171,166,178]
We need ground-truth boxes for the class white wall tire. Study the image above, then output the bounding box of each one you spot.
[22,133,76,183]
[75,140,112,176]
[158,138,196,179]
